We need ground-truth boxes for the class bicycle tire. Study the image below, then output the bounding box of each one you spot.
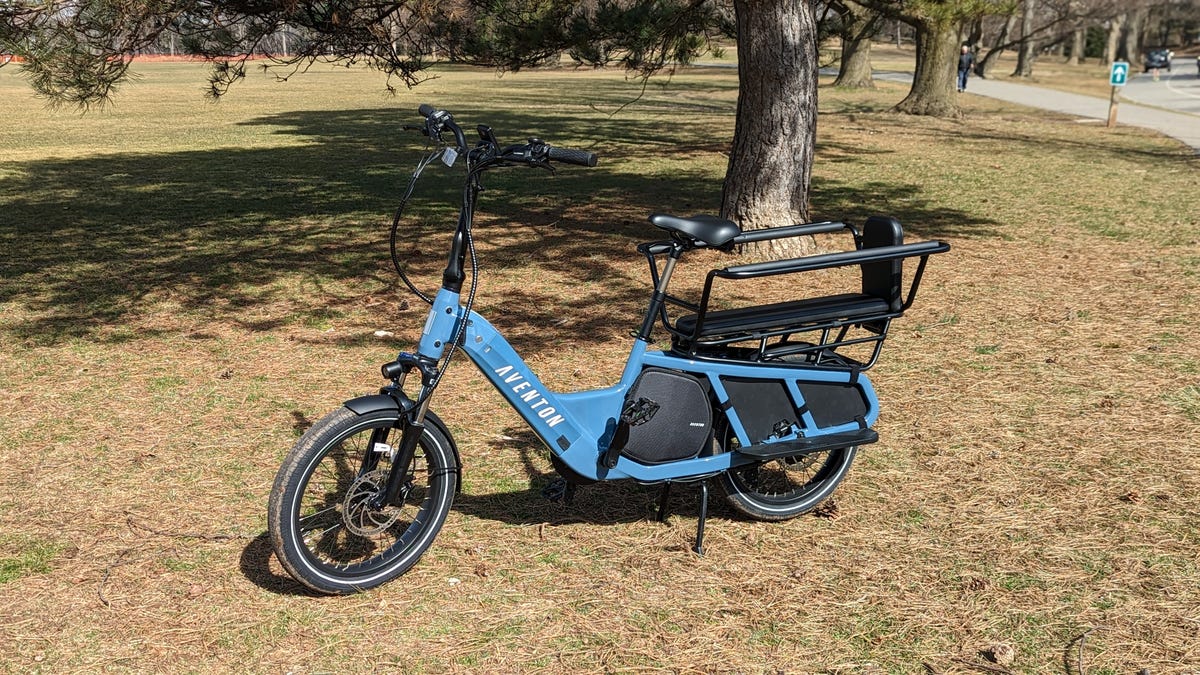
[720,430,856,522]
[268,407,457,594]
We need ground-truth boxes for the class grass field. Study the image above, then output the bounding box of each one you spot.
[1,59,1199,673]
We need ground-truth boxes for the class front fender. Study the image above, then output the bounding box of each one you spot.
[342,393,462,492]
[344,394,407,416]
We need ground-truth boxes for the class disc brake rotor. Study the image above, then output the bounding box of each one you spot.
[342,469,403,537]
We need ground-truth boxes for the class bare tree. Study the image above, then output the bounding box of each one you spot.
[831,0,882,89]
[1013,0,1039,76]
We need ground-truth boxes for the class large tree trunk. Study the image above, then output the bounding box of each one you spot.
[721,0,819,257]
[1103,13,1125,65]
[833,2,879,89]
[977,13,1018,77]
[894,20,960,117]
[1122,6,1147,64]
[1068,26,1084,65]
[1013,0,1038,77]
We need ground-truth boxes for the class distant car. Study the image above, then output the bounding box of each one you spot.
[1144,49,1172,72]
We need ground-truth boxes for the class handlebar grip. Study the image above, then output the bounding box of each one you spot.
[547,146,598,167]
[418,103,437,118]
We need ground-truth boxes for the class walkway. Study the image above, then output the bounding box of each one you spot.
[875,71,1200,153]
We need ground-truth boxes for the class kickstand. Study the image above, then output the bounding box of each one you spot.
[694,480,708,556]
[655,482,672,523]
[655,481,708,555]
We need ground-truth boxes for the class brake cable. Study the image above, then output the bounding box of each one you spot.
[407,146,489,410]
[389,143,451,306]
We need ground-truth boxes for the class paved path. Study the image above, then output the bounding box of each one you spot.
[876,70,1200,153]
[1122,68,1200,117]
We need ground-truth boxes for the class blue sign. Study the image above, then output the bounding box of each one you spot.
[1110,61,1129,87]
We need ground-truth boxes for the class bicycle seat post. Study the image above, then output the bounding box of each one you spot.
[634,241,686,342]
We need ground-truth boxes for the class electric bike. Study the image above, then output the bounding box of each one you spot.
[267,105,950,594]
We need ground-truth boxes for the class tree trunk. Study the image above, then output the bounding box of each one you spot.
[977,13,1018,78]
[964,17,983,49]
[1103,13,1125,65]
[1013,0,1037,77]
[833,3,878,89]
[1068,26,1084,65]
[1122,6,1147,64]
[721,0,819,257]
[894,20,960,117]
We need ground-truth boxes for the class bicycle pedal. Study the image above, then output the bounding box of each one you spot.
[621,397,660,426]
[541,478,576,504]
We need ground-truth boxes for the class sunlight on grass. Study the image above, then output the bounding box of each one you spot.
[0,58,1198,673]
[0,536,61,583]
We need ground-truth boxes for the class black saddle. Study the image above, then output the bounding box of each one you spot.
[649,213,741,248]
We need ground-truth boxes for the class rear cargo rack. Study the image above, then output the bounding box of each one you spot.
[638,216,950,368]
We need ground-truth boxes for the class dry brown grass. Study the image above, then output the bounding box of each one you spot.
[1,61,1198,673]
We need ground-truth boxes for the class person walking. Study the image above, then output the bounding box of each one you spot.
[958,45,975,92]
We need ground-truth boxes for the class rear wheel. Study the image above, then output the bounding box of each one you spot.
[268,407,457,594]
[718,427,856,521]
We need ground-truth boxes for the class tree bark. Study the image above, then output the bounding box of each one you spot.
[833,2,879,89]
[977,13,1018,77]
[1068,26,1084,65]
[964,17,983,49]
[1103,13,1125,65]
[1013,0,1037,77]
[1122,6,1147,64]
[894,20,960,117]
[721,0,819,257]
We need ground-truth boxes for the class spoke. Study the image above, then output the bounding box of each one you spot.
[296,430,443,571]
[315,522,344,538]
[298,505,339,527]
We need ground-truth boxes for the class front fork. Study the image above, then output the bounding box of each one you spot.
[370,220,468,507]
[366,351,440,508]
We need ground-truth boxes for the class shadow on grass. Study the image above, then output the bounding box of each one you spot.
[3,103,998,349]
[451,428,729,529]
[238,532,324,597]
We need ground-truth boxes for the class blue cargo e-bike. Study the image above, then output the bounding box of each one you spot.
[267,105,950,594]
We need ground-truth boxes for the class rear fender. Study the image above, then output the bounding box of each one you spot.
[343,392,462,492]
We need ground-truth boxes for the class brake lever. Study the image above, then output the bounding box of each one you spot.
[525,138,555,172]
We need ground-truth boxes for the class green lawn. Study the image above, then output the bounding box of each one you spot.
[1,59,1198,673]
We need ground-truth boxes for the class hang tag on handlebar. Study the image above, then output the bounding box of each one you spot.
[441,148,458,167]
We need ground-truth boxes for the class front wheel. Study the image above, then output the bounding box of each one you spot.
[268,407,458,594]
[720,435,857,522]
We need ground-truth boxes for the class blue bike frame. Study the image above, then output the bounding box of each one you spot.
[417,286,880,484]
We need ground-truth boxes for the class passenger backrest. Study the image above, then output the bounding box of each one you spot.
[860,215,904,312]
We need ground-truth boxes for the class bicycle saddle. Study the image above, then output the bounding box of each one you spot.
[649,213,742,248]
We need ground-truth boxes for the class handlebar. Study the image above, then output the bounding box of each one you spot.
[547,145,598,167]
[416,103,597,169]
[417,103,467,154]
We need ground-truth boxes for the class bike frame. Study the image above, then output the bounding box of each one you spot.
[415,284,881,484]
[376,126,884,495]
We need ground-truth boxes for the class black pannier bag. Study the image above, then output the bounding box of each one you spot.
[608,368,712,465]
[720,376,870,444]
